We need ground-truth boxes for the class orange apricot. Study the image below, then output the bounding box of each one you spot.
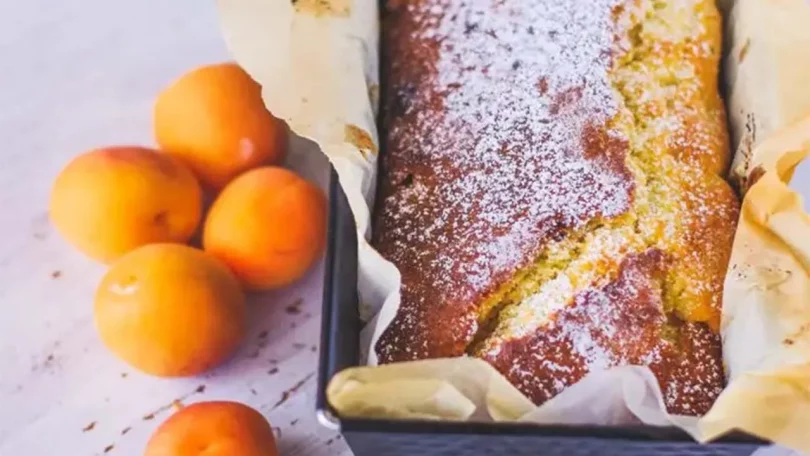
[203,167,327,290]
[144,401,278,456]
[49,146,202,263]
[154,62,288,190]
[94,244,245,377]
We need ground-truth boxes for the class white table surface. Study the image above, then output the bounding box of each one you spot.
[0,0,350,454]
[3,1,810,456]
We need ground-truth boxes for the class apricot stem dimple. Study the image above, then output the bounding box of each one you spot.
[153,211,168,225]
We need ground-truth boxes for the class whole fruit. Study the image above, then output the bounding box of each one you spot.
[203,167,327,290]
[154,62,288,190]
[144,401,278,456]
[49,146,202,263]
[94,244,245,377]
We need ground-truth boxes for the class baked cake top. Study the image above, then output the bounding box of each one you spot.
[375,0,635,361]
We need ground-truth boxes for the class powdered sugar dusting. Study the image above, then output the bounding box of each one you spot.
[375,0,633,360]
[472,0,734,415]
[484,249,723,414]
[374,0,733,416]
[559,252,668,372]
[493,226,643,344]
[491,250,671,402]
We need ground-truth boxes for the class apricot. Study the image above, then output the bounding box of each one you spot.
[203,167,327,290]
[154,62,288,190]
[94,244,245,377]
[49,146,202,263]
[144,401,278,456]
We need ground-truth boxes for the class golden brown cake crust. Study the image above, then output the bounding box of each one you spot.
[373,0,738,415]
[480,249,724,416]
[375,0,635,362]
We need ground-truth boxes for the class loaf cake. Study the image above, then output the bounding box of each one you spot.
[373,0,739,416]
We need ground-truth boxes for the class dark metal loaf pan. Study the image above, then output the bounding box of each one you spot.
[315,170,767,456]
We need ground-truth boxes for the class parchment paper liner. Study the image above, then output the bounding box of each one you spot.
[218,0,810,451]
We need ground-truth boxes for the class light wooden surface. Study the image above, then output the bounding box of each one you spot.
[0,1,350,454]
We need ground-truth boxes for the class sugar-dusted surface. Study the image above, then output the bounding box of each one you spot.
[477,0,737,414]
[482,249,725,416]
[375,0,634,362]
[374,0,738,416]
